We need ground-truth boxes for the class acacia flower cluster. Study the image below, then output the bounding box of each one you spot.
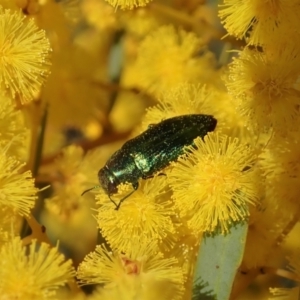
[96,176,176,254]
[142,83,216,130]
[0,238,75,299]
[0,6,51,103]
[105,0,152,10]
[0,145,37,216]
[46,145,108,216]
[169,132,260,234]
[0,0,299,298]
[219,0,300,46]
[77,243,184,300]
[225,46,300,134]
[134,25,216,95]
[0,93,28,158]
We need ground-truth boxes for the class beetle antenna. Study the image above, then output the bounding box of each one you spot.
[81,185,101,196]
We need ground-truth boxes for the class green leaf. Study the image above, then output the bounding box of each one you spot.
[192,222,248,300]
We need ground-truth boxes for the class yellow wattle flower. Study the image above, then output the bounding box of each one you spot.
[169,132,261,234]
[142,83,216,132]
[105,0,152,10]
[77,244,185,300]
[82,0,118,31]
[0,7,51,103]
[46,145,106,217]
[225,47,300,134]
[0,147,38,216]
[96,176,177,254]
[0,238,75,300]
[0,93,29,158]
[134,25,216,96]
[219,0,300,45]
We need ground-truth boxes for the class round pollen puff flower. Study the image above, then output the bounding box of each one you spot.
[0,237,75,300]
[59,0,82,25]
[95,176,177,254]
[169,132,261,234]
[105,0,152,10]
[225,47,300,134]
[142,83,216,132]
[0,7,51,104]
[259,130,300,218]
[0,146,38,216]
[77,244,184,300]
[219,0,300,46]
[46,145,106,216]
[120,7,161,38]
[0,93,29,158]
[82,0,118,31]
[242,201,284,269]
[134,25,216,96]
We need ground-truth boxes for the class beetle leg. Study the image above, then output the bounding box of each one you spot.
[114,182,139,211]
[142,173,166,180]
[109,195,120,209]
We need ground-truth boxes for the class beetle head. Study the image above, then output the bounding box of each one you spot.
[98,167,119,195]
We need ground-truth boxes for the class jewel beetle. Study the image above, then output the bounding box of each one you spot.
[82,114,217,210]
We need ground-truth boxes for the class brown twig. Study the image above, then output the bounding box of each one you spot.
[41,130,132,166]
[91,81,141,95]
[27,102,43,173]
[22,214,51,246]
[275,214,300,246]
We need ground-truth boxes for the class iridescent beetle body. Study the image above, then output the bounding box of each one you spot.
[83,114,217,210]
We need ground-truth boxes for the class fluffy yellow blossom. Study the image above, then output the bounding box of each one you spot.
[134,25,216,96]
[0,0,20,10]
[142,83,216,131]
[96,176,177,254]
[169,133,261,234]
[0,7,51,103]
[42,45,108,128]
[143,83,253,142]
[0,207,21,246]
[0,237,75,300]
[242,201,284,268]
[77,244,184,300]
[120,7,162,37]
[82,0,118,31]
[219,0,300,45]
[226,47,300,134]
[105,0,152,10]
[211,91,254,142]
[0,148,38,216]
[163,231,199,300]
[259,133,300,217]
[0,94,29,158]
[46,145,107,216]
[60,0,82,25]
